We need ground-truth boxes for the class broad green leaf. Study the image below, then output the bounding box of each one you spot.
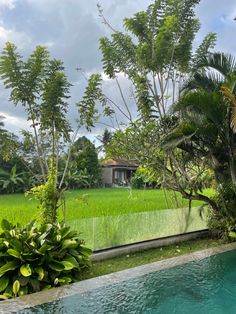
[61,261,74,270]
[65,231,78,239]
[8,238,23,251]
[35,267,44,280]
[9,229,16,237]
[63,256,79,268]
[58,276,72,284]
[37,244,54,254]
[7,248,21,259]
[20,264,32,277]
[229,231,236,238]
[80,246,92,257]
[0,261,18,277]
[40,224,52,233]
[3,240,9,247]
[1,219,12,230]
[49,261,65,272]
[69,249,80,257]
[0,294,8,300]
[38,232,49,245]
[0,276,9,293]
[61,239,77,250]
[60,226,71,239]
[13,280,20,295]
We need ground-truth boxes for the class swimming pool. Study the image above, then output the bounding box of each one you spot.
[2,243,236,314]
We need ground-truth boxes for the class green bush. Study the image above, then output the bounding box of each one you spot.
[0,219,92,300]
[131,175,145,189]
[131,167,159,189]
[208,183,236,240]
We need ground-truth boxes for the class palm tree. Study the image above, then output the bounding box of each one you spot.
[163,52,236,230]
[165,53,236,185]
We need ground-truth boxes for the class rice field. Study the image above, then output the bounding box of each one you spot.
[0,188,213,225]
[0,188,214,250]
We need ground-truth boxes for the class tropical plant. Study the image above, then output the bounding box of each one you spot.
[161,52,236,233]
[0,165,25,193]
[64,168,90,190]
[27,160,62,224]
[97,128,113,156]
[0,219,92,300]
[172,54,236,175]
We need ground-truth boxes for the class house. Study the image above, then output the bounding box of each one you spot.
[101,159,138,187]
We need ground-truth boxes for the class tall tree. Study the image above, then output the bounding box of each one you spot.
[0,43,71,183]
[0,116,18,161]
[97,128,113,156]
[69,136,101,188]
[0,43,83,223]
[78,0,217,209]
[162,52,236,225]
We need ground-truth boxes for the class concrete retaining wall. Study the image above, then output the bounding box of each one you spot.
[91,229,209,262]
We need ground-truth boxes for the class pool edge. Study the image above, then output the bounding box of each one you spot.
[1,241,236,313]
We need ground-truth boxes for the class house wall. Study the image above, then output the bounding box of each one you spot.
[102,167,113,186]
[102,166,138,187]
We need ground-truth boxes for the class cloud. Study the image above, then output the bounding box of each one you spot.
[0,0,235,142]
[0,111,30,134]
[196,0,236,53]
[0,25,9,41]
[0,0,16,10]
[0,24,32,50]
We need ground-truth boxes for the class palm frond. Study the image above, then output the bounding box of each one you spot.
[221,84,236,133]
[182,71,222,93]
[160,121,196,149]
[196,52,236,77]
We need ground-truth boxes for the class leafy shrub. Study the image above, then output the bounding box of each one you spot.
[27,160,60,224]
[208,183,236,240]
[208,210,231,240]
[0,219,92,300]
[131,175,145,189]
[131,167,159,189]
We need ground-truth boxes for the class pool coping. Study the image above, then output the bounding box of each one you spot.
[1,242,236,313]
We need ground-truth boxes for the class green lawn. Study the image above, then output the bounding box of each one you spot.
[79,237,222,281]
[0,188,214,225]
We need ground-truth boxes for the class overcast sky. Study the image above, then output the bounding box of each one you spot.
[0,0,235,142]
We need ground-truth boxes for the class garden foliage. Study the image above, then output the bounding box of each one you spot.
[0,219,91,300]
[27,160,61,224]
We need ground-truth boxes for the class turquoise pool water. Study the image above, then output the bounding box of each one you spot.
[20,249,236,314]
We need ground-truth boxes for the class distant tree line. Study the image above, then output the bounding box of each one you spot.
[0,129,101,194]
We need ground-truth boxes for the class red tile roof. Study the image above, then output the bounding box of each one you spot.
[102,159,138,168]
